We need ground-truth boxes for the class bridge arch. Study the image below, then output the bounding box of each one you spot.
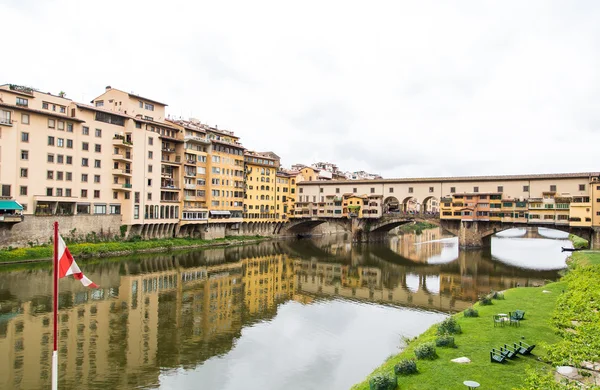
[422,196,439,213]
[402,196,419,213]
[384,196,400,213]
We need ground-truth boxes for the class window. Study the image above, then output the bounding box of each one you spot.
[371,187,375,193]
[148,137,153,145]
[0,109,11,124]
[48,136,55,146]
[82,142,89,151]
[66,156,72,164]
[335,188,340,194]
[94,160,101,168]
[66,139,73,148]
[94,144,101,153]
[81,189,88,198]
[579,184,586,191]
[497,186,503,193]
[20,168,27,178]
[320,188,323,193]
[95,128,102,137]
[94,204,106,214]
[57,121,64,131]
[47,154,54,163]
[65,188,71,197]
[66,172,72,181]
[134,205,140,219]
[42,102,49,109]
[21,114,29,125]
[450,187,455,193]
[147,179,152,186]
[145,103,154,111]
[66,123,73,132]
[135,192,140,203]
[20,186,27,196]
[94,175,100,183]
[93,190,100,199]
[136,122,142,129]
[473,186,479,193]
[82,126,89,135]
[110,205,121,214]
[46,188,53,196]
[147,193,152,201]
[95,100,104,107]
[47,171,54,179]
[57,171,63,180]
[21,150,28,160]
[21,132,29,142]
[429,187,434,193]
[139,101,143,108]
[81,174,88,182]
[523,185,529,192]
[409,187,414,193]
[16,97,28,107]
[57,155,64,164]
[57,138,64,147]
[113,191,118,200]
[148,151,153,159]
[550,185,556,192]
[148,165,152,173]
[82,158,89,167]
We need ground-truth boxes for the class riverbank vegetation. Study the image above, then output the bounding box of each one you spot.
[568,234,589,249]
[353,251,600,390]
[0,235,266,263]
[397,222,438,234]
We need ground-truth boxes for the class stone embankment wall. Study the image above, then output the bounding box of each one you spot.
[0,215,122,248]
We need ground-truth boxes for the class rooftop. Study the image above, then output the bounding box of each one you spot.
[299,172,600,185]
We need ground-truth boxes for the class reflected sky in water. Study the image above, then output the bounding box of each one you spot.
[0,227,569,390]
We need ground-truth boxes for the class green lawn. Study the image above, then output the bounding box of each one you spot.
[568,234,589,249]
[570,250,600,266]
[351,282,567,390]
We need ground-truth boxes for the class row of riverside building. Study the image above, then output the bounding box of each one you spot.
[0,83,370,236]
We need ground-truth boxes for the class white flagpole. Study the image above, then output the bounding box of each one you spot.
[52,221,59,390]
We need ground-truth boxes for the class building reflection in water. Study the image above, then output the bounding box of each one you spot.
[0,229,561,390]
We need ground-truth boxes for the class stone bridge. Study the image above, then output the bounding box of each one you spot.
[281,214,600,249]
[280,213,441,241]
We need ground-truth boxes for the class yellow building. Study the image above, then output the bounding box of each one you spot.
[342,194,367,218]
[275,170,295,220]
[206,128,245,222]
[243,151,280,221]
[570,195,592,227]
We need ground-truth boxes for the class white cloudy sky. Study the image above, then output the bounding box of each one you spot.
[2,0,600,178]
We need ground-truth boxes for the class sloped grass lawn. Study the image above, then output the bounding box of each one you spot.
[570,250,600,266]
[352,282,566,390]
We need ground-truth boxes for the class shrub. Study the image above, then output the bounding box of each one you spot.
[480,297,493,306]
[369,373,397,390]
[435,335,456,348]
[464,308,479,317]
[491,291,505,300]
[437,317,462,335]
[414,342,437,360]
[394,359,418,376]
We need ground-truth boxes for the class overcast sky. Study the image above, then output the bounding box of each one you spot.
[3,0,600,178]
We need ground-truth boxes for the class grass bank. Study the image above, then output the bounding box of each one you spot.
[0,235,268,264]
[352,251,600,390]
[568,234,589,249]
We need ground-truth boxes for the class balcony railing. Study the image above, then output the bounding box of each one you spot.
[184,183,196,190]
[112,136,133,147]
[0,117,12,126]
[112,169,132,175]
[161,147,176,152]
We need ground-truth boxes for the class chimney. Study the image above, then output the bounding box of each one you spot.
[105,85,111,90]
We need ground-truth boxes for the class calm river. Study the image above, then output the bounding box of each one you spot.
[0,227,571,390]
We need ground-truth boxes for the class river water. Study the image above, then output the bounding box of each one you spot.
[0,227,572,390]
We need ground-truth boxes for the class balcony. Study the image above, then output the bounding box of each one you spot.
[161,156,181,165]
[184,134,210,143]
[184,196,196,201]
[184,183,196,190]
[161,146,176,153]
[161,182,180,191]
[112,183,132,191]
[112,153,132,162]
[184,159,197,166]
[160,197,180,203]
[112,136,133,148]
[112,168,132,176]
[0,117,12,126]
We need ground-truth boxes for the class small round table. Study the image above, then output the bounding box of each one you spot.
[463,380,480,389]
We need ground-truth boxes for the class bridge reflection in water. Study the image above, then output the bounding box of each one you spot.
[0,228,563,390]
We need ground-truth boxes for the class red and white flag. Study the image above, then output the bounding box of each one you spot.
[57,235,98,288]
